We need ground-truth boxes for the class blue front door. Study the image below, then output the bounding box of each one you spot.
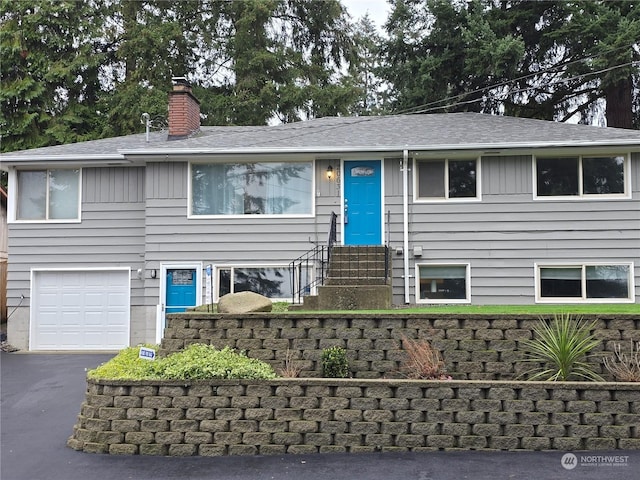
[344,160,382,245]
[166,269,197,313]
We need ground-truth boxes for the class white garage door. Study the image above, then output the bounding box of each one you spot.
[31,269,130,350]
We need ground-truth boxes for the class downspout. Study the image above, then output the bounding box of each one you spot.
[402,149,410,304]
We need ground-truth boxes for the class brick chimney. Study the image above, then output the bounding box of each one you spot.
[168,77,200,140]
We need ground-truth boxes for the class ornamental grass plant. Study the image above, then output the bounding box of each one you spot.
[399,336,450,380]
[603,340,640,382]
[278,348,303,378]
[520,313,603,381]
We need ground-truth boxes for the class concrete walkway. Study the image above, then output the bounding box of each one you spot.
[1,352,637,480]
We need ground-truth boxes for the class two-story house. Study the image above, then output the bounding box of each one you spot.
[2,80,639,351]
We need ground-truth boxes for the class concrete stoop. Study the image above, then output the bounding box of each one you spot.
[315,284,392,310]
[297,245,391,310]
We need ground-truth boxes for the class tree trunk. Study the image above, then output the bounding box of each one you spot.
[605,76,633,129]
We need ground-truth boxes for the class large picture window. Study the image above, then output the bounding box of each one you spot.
[535,155,627,198]
[16,169,80,221]
[416,158,479,201]
[537,264,632,302]
[191,162,313,216]
[416,264,470,303]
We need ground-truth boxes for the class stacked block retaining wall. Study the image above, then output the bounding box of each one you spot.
[68,379,640,455]
[160,314,640,380]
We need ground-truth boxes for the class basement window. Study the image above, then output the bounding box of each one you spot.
[536,264,633,302]
[416,264,470,303]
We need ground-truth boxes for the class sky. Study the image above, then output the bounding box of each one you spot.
[343,0,391,28]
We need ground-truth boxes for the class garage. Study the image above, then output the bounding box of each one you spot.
[30,269,130,350]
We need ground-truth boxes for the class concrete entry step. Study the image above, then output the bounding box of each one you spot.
[316,285,392,310]
[299,245,391,310]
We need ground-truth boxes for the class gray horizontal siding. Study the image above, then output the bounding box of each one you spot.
[7,202,145,307]
[387,154,640,304]
[11,152,637,310]
[142,162,340,305]
[145,162,337,263]
[145,203,329,261]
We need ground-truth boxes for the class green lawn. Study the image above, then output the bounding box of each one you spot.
[193,302,640,315]
[294,304,640,315]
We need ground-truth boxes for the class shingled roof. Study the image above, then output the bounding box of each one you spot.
[3,113,640,163]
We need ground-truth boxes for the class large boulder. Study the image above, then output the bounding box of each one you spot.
[217,291,272,314]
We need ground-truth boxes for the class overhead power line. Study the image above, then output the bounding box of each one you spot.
[394,42,640,116]
[404,60,640,115]
[243,45,640,147]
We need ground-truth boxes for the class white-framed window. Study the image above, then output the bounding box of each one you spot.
[415,263,471,303]
[414,158,480,201]
[190,161,313,217]
[14,168,81,222]
[217,265,308,301]
[533,154,629,199]
[535,263,634,303]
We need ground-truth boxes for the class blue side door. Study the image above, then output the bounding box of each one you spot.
[166,269,197,313]
[344,160,382,245]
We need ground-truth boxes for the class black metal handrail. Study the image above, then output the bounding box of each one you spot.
[289,212,337,304]
[327,211,337,258]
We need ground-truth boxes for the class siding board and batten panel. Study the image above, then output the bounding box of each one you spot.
[84,167,144,203]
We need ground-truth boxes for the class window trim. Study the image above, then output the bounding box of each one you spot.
[214,263,305,302]
[534,262,635,303]
[413,157,481,203]
[188,160,316,219]
[532,153,630,200]
[9,168,82,223]
[415,262,471,304]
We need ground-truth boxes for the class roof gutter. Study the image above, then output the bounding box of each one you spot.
[117,139,640,157]
[2,139,638,165]
[0,155,129,167]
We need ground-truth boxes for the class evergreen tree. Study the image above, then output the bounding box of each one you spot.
[98,0,203,136]
[382,0,523,115]
[0,0,104,151]
[211,0,359,125]
[381,0,640,128]
[349,14,390,115]
[1,0,361,152]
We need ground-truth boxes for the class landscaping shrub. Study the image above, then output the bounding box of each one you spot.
[520,313,603,381]
[321,346,349,378]
[157,344,276,380]
[603,340,640,382]
[87,345,159,380]
[88,344,276,380]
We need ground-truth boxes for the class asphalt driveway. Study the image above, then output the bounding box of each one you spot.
[1,352,638,480]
